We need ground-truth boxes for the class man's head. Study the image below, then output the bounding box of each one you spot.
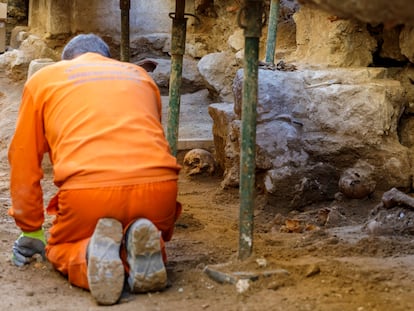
[61,33,111,60]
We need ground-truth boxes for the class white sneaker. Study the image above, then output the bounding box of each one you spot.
[87,218,125,305]
[126,218,167,293]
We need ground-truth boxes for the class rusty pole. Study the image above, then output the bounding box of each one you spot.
[265,0,280,64]
[120,0,130,62]
[167,0,187,156]
[238,0,264,260]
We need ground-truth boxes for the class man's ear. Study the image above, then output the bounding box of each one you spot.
[136,59,158,72]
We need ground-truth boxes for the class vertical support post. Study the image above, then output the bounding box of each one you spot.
[238,0,263,260]
[167,0,187,156]
[120,0,130,62]
[265,0,280,64]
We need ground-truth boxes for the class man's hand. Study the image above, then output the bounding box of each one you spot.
[12,229,46,266]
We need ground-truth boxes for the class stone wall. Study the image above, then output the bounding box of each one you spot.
[27,0,173,40]
[2,0,27,44]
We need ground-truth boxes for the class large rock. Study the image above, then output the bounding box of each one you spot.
[380,27,406,62]
[210,67,411,209]
[297,0,414,26]
[293,5,377,67]
[208,103,236,172]
[0,34,58,80]
[142,56,206,95]
[198,52,241,102]
[399,26,414,63]
[130,33,171,58]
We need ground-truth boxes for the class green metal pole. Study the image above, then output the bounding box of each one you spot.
[120,0,130,62]
[167,0,187,156]
[265,0,280,64]
[238,0,263,260]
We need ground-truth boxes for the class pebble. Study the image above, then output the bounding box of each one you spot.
[305,264,321,277]
[236,279,250,294]
[366,220,381,235]
[256,258,267,268]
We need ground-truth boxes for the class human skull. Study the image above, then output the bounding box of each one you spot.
[183,149,215,176]
[338,161,376,199]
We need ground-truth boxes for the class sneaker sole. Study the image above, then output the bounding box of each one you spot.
[87,218,124,305]
[127,218,167,293]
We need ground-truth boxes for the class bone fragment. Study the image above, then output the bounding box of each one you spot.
[381,187,414,210]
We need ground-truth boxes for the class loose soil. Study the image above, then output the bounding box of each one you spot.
[1,71,414,311]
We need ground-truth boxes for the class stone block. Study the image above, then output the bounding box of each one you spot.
[0,3,6,20]
[0,21,5,53]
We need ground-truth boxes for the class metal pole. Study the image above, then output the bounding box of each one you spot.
[167,0,187,156]
[265,0,279,64]
[238,0,263,260]
[120,0,130,62]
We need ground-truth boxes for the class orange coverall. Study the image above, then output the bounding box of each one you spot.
[8,52,181,289]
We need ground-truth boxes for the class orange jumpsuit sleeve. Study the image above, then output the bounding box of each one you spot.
[8,87,49,232]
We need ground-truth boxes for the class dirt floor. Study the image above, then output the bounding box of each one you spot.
[1,72,414,311]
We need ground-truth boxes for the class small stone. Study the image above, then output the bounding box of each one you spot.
[366,220,381,235]
[256,258,267,268]
[236,279,250,294]
[305,264,321,277]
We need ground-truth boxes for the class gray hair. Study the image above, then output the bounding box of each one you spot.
[61,34,111,60]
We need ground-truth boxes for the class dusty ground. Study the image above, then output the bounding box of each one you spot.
[1,71,414,311]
